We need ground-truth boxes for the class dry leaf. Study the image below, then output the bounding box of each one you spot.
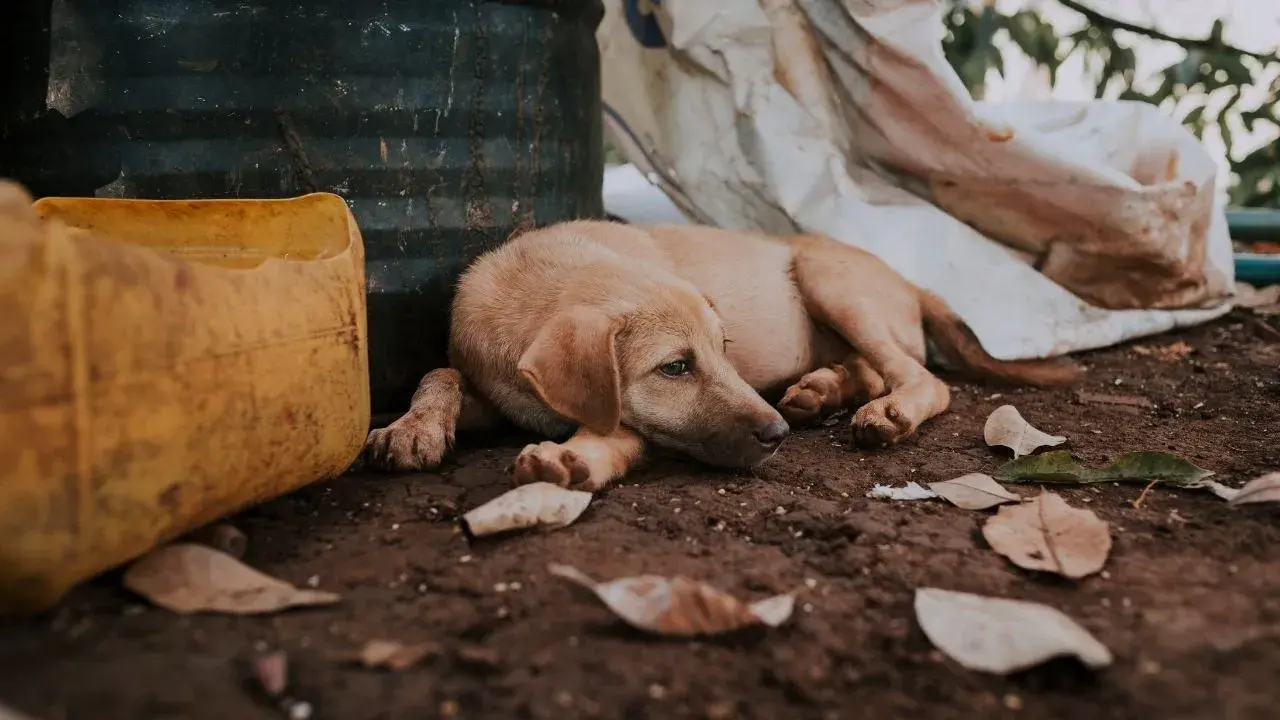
[1130,341,1193,362]
[548,564,795,636]
[461,482,592,537]
[984,405,1066,458]
[123,543,340,614]
[1228,472,1280,506]
[982,492,1110,579]
[915,588,1112,674]
[1203,480,1241,502]
[338,640,442,670]
[866,481,938,501]
[929,474,1022,510]
[1235,282,1280,312]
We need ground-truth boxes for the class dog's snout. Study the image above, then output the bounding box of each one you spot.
[753,417,790,446]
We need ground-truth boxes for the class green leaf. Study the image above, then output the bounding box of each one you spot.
[994,451,1214,488]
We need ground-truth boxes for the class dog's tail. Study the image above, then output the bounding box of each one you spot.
[919,291,1083,387]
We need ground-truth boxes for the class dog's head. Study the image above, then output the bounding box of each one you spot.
[516,279,788,467]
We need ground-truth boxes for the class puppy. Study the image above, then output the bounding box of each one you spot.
[365,221,1080,490]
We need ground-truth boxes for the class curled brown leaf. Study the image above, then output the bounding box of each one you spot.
[548,564,795,637]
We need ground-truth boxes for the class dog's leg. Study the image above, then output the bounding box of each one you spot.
[790,242,951,447]
[777,353,887,425]
[513,425,644,492]
[364,368,498,471]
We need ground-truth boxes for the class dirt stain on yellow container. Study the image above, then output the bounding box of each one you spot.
[0,183,370,614]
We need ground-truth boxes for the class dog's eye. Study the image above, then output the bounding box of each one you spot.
[659,359,691,377]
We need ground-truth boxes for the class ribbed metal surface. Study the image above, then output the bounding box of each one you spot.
[15,0,604,412]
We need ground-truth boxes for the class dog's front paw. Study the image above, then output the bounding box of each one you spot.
[364,411,454,472]
[778,368,844,426]
[513,441,603,491]
[851,398,914,448]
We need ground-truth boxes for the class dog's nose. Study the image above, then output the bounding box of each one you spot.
[753,417,790,447]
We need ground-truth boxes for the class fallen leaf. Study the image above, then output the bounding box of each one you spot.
[547,564,795,636]
[982,491,1110,579]
[1234,282,1280,312]
[914,588,1112,674]
[929,474,1022,510]
[1203,480,1241,502]
[984,405,1066,458]
[866,481,938,501]
[1228,472,1280,506]
[1075,391,1154,409]
[1130,341,1193,362]
[995,450,1214,489]
[123,543,340,614]
[461,482,592,538]
[252,650,289,697]
[338,640,442,670]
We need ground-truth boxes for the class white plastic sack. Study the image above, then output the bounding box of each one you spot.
[599,0,1232,359]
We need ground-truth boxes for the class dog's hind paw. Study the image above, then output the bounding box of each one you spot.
[513,441,599,491]
[364,412,454,472]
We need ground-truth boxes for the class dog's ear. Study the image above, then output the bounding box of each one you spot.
[517,306,622,436]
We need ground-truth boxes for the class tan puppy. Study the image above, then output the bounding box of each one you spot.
[365,221,1080,490]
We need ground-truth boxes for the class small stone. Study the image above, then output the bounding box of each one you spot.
[1100,571,1111,580]
[459,555,472,563]
[1122,597,1132,608]
[555,691,574,708]
[1100,598,1111,607]
[494,582,509,593]
[306,575,320,588]
[717,488,726,495]
[802,603,814,613]
[804,578,818,589]
[391,523,400,530]
[648,684,667,700]
[775,506,786,516]
[439,699,460,718]
[288,701,313,720]
[509,581,522,591]
[1003,693,1022,711]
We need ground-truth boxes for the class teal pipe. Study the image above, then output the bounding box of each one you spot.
[1228,209,1280,286]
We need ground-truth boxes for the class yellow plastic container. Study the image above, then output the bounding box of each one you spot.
[0,184,370,614]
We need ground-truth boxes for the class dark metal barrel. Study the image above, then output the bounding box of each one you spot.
[4,0,605,413]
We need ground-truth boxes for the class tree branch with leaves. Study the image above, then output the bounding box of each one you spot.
[942,0,1280,208]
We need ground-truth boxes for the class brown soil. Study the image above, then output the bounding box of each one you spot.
[3,312,1279,720]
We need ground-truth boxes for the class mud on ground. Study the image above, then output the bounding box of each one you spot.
[2,312,1279,720]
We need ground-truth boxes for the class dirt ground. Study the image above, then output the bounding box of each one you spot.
[2,312,1278,720]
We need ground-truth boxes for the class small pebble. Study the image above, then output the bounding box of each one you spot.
[288,701,313,720]
[1100,571,1111,579]
[804,578,818,589]
[306,575,320,588]
[648,684,667,700]
[802,603,814,613]
[509,581,522,590]
[494,582,509,593]
[775,506,786,516]
[1003,693,1022,711]
[717,488,726,495]
[390,523,400,531]
[1140,659,1162,675]
[439,699,460,718]
[459,555,473,564]
[555,691,574,708]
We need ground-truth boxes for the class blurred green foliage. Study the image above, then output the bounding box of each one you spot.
[942,0,1280,208]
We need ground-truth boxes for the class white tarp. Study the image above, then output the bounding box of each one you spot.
[598,0,1233,360]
